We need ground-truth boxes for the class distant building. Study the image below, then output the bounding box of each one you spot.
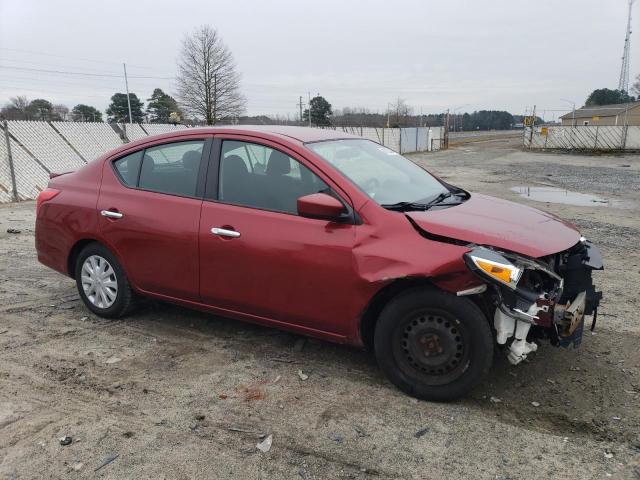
[560,101,640,126]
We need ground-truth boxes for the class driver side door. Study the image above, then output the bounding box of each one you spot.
[198,136,361,339]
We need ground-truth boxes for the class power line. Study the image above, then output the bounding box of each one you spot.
[0,84,109,99]
[0,65,173,79]
[0,47,170,71]
[0,74,123,89]
[0,72,174,90]
[0,57,132,75]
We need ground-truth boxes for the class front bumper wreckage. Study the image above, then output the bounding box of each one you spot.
[464,239,603,365]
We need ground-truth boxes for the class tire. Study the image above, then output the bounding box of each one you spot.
[374,287,493,401]
[74,242,136,318]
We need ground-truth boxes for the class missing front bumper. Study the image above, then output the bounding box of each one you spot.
[467,240,603,364]
[495,289,589,364]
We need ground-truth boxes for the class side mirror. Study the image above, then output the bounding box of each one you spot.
[297,193,347,221]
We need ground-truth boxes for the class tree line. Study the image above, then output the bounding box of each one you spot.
[0,88,181,124]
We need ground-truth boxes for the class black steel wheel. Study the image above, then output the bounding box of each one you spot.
[374,287,493,401]
[393,310,469,386]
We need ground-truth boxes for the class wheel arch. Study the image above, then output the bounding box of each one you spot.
[67,238,103,278]
[359,277,436,352]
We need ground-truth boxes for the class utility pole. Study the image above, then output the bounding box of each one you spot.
[3,120,18,202]
[529,104,536,146]
[298,96,305,124]
[560,98,576,126]
[308,92,312,127]
[123,63,133,124]
[444,109,450,149]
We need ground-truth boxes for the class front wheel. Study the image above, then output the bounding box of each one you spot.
[75,243,135,318]
[374,287,493,401]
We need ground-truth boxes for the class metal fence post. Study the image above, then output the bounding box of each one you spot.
[3,120,19,202]
[399,128,402,153]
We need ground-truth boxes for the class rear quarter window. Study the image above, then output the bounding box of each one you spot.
[113,151,143,186]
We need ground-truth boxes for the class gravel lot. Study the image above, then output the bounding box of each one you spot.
[1,137,639,479]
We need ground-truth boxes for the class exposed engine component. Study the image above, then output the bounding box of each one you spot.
[494,307,539,365]
[463,239,603,363]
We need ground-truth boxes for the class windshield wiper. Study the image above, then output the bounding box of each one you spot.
[424,191,453,205]
[382,191,465,212]
[381,201,430,211]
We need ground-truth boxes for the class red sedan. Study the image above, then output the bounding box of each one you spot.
[35,126,602,400]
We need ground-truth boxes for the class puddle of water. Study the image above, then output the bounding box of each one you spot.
[511,186,627,208]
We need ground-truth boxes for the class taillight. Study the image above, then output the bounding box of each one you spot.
[37,188,60,213]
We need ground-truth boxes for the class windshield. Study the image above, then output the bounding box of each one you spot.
[306,139,448,206]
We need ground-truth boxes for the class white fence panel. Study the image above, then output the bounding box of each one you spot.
[8,121,85,172]
[399,127,442,153]
[0,131,49,201]
[525,125,637,150]
[624,126,640,148]
[400,128,417,153]
[51,122,115,161]
[121,123,148,141]
[0,130,14,203]
[0,122,445,203]
[312,126,443,153]
[417,127,429,151]
[143,124,189,136]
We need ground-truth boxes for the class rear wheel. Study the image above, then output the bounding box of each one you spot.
[374,287,492,401]
[75,243,135,318]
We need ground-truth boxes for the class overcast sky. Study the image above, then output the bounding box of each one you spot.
[0,0,637,121]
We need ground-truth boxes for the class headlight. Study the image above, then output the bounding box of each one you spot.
[463,247,523,289]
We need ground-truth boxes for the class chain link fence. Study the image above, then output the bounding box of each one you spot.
[0,121,445,203]
[320,126,444,153]
[524,125,640,151]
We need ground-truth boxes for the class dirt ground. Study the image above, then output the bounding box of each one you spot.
[1,136,639,479]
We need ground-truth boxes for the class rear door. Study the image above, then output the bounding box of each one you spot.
[198,135,360,337]
[97,136,212,300]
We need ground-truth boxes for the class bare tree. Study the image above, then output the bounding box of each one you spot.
[176,25,246,125]
[53,104,69,121]
[10,96,30,112]
[386,98,413,127]
[0,96,31,120]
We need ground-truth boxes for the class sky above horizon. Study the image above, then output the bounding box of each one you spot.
[0,0,637,122]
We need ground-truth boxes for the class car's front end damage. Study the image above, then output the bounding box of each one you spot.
[462,238,603,364]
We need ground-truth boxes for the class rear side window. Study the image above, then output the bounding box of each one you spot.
[137,141,205,197]
[113,151,143,186]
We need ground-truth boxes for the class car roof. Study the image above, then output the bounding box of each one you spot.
[104,125,362,160]
[182,125,359,143]
[124,125,359,145]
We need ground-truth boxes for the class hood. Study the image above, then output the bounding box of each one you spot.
[406,193,580,257]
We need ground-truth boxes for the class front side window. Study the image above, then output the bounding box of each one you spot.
[138,140,204,197]
[307,139,448,206]
[218,140,328,214]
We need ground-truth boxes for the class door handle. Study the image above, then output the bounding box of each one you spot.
[211,227,240,238]
[101,210,123,219]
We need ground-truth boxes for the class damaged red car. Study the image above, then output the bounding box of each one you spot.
[35,126,603,401]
